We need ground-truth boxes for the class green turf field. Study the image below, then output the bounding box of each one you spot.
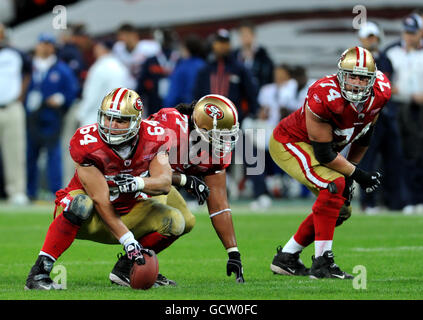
[1,200,423,300]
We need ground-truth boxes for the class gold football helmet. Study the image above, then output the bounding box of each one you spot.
[97,88,143,145]
[337,46,377,103]
[192,94,239,156]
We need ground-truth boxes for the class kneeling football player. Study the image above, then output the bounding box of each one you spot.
[25,88,184,290]
[109,94,245,285]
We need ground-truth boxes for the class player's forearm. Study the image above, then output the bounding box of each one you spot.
[94,201,129,240]
[207,192,237,249]
[323,153,356,177]
[141,174,172,195]
[347,143,368,165]
[210,212,238,249]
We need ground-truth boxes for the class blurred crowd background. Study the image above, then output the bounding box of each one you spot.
[1,0,423,215]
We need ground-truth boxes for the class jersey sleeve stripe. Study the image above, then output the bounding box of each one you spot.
[285,142,330,189]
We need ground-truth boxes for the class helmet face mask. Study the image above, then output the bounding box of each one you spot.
[195,123,240,155]
[337,47,377,103]
[192,94,239,158]
[97,88,143,145]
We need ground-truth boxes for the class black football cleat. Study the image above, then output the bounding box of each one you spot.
[309,250,354,279]
[109,252,132,287]
[270,245,309,276]
[154,273,177,287]
[25,255,63,290]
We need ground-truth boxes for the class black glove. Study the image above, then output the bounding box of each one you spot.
[226,251,245,283]
[350,167,381,194]
[123,240,153,265]
[343,176,355,205]
[114,173,144,193]
[184,175,210,205]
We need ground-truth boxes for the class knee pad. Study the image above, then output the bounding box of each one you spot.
[63,194,94,226]
[159,208,185,237]
[313,177,346,218]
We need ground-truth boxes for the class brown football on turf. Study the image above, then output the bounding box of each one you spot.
[129,251,159,290]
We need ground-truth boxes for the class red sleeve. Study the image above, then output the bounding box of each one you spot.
[374,70,392,103]
[306,84,333,120]
[68,125,103,167]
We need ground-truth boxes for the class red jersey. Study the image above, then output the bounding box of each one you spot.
[148,108,231,176]
[273,71,391,151]
[56,121,171,215]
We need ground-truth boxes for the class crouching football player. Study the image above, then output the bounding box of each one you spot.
[269,47,391,279]
[25,88,184,290]
[109,94,245,285]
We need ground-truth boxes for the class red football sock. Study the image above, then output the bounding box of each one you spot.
[138,232,179,254]
[293,213,315,247]
[40,214,80,260]
[312,178,346,241]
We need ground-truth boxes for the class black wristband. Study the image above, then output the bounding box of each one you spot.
[350,167,366,182]
[228,251,241,260]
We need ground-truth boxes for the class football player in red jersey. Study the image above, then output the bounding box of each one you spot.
[110,94,245,284]
[269,47,391,279]
[25,88,185,290]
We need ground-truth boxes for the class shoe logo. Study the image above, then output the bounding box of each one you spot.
[287,267,296,274]
[332,274,345,279]
[38,284,51,290]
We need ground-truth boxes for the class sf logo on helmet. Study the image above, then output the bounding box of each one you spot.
[204,104,224,120]
[134,98,143,111]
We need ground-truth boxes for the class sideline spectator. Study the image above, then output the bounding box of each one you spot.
[113,23,160,89]
[137,28,180,116]
[192,28,258,123]
[233,20,274,90]
[57,23,88,98]
[257,64,296,129]
[164,34,206,107]
[25,33,78,200]
[77,39,131,127]
[357,21,409,213]
[385,14,423,214]
[0,23,31,205]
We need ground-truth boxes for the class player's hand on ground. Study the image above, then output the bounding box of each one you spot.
[114,173,144,193]
[184,175,210,205]
[226,251,245,283]
[350,168,381,194]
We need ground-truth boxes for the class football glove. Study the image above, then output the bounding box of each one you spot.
[350,168,381,194]
[343,176,355,205]
[184,175,210,205]
[226,251,245,283]
[114,173,144,193]
[123,239,153,265]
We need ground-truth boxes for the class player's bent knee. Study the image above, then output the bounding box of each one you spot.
[183,214,196,234]
[159,208,185,237]
[63,194,94,226]
[313,177,346,218]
